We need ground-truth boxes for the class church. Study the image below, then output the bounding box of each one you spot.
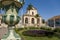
[16,4,44,28]
[21,5,43,27]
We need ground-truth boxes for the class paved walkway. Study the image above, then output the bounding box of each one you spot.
[0,27,8,39]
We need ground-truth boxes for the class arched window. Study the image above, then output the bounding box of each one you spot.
[25,18,28,24]
[32,12,34,15]
[37,18,40,24]
[31,18,34,24]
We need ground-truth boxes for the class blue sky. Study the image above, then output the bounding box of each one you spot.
[1,0,60,21]
[19,0,60,20]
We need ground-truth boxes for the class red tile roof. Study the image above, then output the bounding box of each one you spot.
[48,15,60,20]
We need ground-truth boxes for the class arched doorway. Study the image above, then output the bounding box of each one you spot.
[31,18,35,24]
[25,18,28,24]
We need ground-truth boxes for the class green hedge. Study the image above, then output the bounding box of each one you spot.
[40,27,52,31]
[53,28,60,33]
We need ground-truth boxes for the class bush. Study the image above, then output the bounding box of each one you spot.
[19,28,24,30]
[53,28,60,33]
[45,31,54,37]
[40,27,52,31]
[22,30,54,37]
[29,27,39,29]
[14,28,24,31]
[24,27,28,29]
[54,32,60,38]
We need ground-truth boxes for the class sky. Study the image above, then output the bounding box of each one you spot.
[19,0,60,21]
[1,0,60,21]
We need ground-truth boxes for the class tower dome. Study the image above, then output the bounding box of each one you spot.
[27,4,36,10]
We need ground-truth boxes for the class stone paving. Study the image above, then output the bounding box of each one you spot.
[0,27,8,40]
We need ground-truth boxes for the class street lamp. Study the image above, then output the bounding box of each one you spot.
[0,0,25,40]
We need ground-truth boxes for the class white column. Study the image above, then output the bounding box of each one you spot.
[54,18,55,28]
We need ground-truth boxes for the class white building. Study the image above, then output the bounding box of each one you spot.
[21,5,43,27]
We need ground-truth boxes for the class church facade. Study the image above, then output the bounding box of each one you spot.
[21,5,43,27]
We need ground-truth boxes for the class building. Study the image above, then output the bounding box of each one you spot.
[22,5,43,27]
[47,15,60,28]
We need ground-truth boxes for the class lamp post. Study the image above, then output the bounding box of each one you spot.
[0,0,25,40]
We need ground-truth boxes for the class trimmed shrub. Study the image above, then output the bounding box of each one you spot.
[54,32,60,38]
[53,28,60,33]
[29,27,39,29]
[14,28,24,31]
[19,28,24,30]
[40,27,52,31]
[24,27,28,29]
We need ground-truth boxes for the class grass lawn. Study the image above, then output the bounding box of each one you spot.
[23,36,59,40]
[16,29,60,40]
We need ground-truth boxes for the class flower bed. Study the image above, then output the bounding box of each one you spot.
[22,30,54,37]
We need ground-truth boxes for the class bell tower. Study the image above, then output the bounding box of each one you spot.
[27,4,38,16]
